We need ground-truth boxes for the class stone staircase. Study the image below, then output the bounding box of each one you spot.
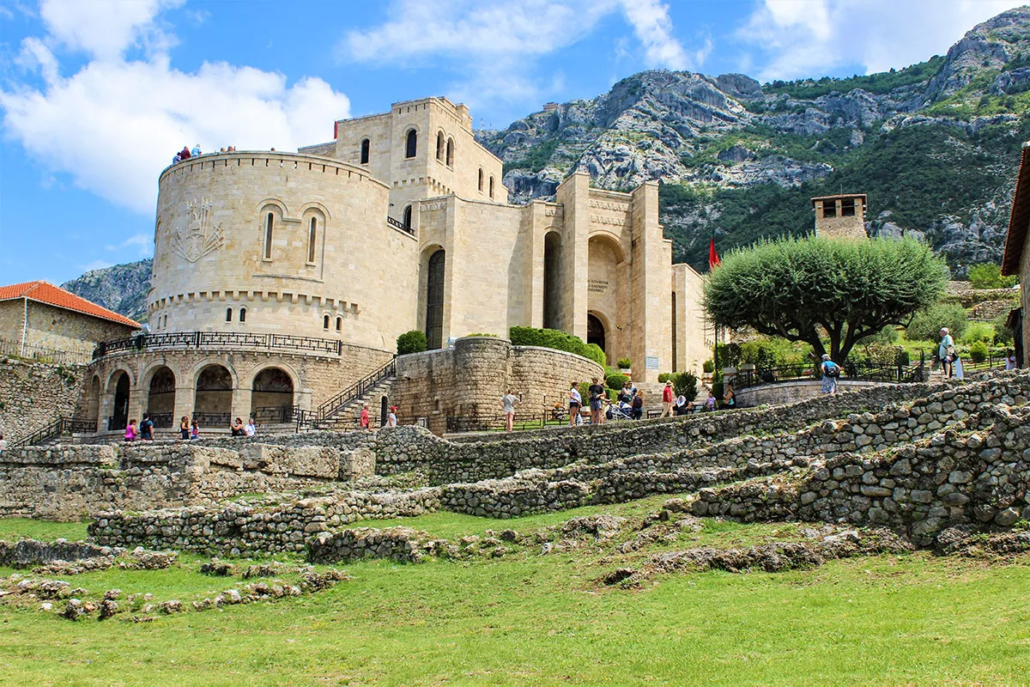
[327,377,396,424]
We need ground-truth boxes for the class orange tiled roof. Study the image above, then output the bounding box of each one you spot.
[0,281,140,328]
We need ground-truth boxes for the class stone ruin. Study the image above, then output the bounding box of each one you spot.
[2,370,1029,569]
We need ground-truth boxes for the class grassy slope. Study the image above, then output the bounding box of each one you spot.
[1,515,1029,686]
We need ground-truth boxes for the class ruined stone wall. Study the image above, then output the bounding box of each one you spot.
[0,441,374,520]
[0,358,87,444]
[89,490,442,555]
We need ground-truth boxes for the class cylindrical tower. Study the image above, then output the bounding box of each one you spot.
[149,151,419,350]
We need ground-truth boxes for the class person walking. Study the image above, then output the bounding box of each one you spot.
[588,377,606,426]
[244,417,257,437]
[179,416,190,440]
[124,419,138,442]
[360,403,370,431]
[190,419,200,440]
[631,390,644,420]
[0,433,7,454]
[568,382,582,427]
[939,328,955,378]
[1006,349,1017,371]
[387,406,398,427]
[820,354,840,395]
[501,389,521,432]
[139,413,154,441]
[660,380,674,418]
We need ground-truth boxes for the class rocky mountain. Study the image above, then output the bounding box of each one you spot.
[61,259,151,323]
[478,6,1030,274]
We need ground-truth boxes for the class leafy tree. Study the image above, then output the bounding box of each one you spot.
[962,321,996,344]
[969,341,989,363]
[704,236,948,362]
[906,303,968,343]
[671,371,698,402]
[396,330,428,355]
[967,263,1018,289]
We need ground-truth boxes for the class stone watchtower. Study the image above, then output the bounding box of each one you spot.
[811,193,868,239]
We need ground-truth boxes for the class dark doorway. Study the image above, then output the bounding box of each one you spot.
[425,249,445,350]
[112,372,130,431]
[671,292,678,372]
[587,314,606,359]
[543,232,561,329]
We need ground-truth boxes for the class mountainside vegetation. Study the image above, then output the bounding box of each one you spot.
[61,259,151,323]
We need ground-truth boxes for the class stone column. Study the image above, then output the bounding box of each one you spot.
[629,181,666,383]
[555,171,590,341]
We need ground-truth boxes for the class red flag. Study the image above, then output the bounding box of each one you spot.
[708,236,721,269]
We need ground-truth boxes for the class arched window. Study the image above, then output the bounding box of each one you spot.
[323,314,330,330]
[405,129,417,158]
[403,205,412,230]
[225,308,232,322]
[478,168,484,191]
[446,138,454,167]
[336,316,342,331]
[360,138,370,164]
[436,132,444,161]
[263,212,274,260]
[307,216,317,264]
[489,176,495,199]
[240,307,247,323]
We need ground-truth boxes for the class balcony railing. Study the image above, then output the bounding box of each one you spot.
[9,417,97,448]
[387,216,414,235]
[93,330,346,360]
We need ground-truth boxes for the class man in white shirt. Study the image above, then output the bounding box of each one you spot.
[244,418,257,437]
[501,390,521,432]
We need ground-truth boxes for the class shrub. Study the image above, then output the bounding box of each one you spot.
[464,332,497,337]
[396,330,427,355]
[968,262,1018,290]
[616,357,632,370]
[738,340,778,369]
[671,371,698,401]
[657,372,672,383]
[905,303,968,342]
[605,372,629,391]
[896,349,911,367]
[969,341,988,363]
[702,360,715,373]
[962,321,996,345]
[509,326,606,368]
[990,313,1015,345]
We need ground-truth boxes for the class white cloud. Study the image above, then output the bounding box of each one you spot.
[338,0,702,111]
[39,0,183,60]
[1,2,350,214]
[740,0,1024,81]
[105,233,152,257]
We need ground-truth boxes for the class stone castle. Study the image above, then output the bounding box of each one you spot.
[84,96,709,433]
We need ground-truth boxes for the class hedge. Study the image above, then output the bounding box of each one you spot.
[509,327,606,368]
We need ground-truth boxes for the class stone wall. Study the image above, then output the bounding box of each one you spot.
[391,336,604,434]
[735,379,896,408]
[0,358,87,444]
[0,440,374,520]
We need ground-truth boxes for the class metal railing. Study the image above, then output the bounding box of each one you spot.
[387,216,415,235]
[732,360,925,390]
[315,358,396,420]
[149,412,174,429]
[0,338,92,365]
[191,412,232,427]
[93,330,346,360]
[300,414,426,432]
[251,405,299,424]
[9,417,97,448]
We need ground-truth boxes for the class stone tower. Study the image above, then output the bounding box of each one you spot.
[811,193,868,239]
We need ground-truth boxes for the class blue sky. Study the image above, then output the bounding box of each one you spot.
[0,0,1023,285]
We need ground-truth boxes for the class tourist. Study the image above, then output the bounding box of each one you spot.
[705,392,716,411]
[245,417,257,437]
[190,419,200,440]
[172,152,181,164]
[618,381,632,405]
[231,417,244,437]
[568,382,582,427]
[631,389,644,420]
[124,419,138,442]
[360,403,370,430]
[500,389,521,432]
[179,416,190,440]
[722,385,736,408]
[1006,349,1017,370]
[191,144,202,157]
[0,433,6,453]
[387,406,398,427]
[139,413,155,441]
[179,145,191,160]
[939,328,955,378]
[588,377,606,426]
[660,380,674,418]
[820,354,840,395]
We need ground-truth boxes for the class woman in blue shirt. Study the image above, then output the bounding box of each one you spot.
[939,328,955,378]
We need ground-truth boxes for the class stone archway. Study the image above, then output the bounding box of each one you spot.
[587,313,607,359]
[146,366,176,428]
[250,367,295,423]
[194,364,233,428]
[111,371,130,431]
[587,234,626,365]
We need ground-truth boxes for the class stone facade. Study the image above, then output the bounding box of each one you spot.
[0,358,87,444]
[735,379,891,408]
[390,336,604,433]
[811,193,868,239]
[0,299,136,364]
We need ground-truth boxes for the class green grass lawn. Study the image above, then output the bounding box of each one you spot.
[1,513,1028,686]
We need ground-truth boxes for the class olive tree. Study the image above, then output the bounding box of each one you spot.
[704,236,948,362]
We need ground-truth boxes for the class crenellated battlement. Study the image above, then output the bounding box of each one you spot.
[158,150,389,190]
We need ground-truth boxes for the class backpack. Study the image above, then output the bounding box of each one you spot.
[824,362,839,378]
